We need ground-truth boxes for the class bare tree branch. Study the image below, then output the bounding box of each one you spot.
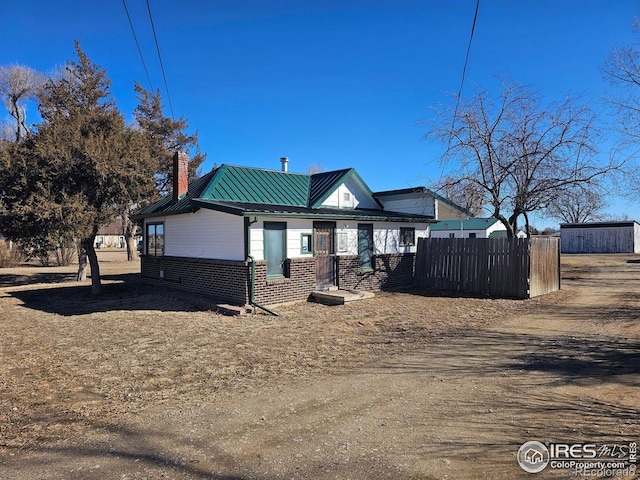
[0,65,45,141]
[423,79,618,237]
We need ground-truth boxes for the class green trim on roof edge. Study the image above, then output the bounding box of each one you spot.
[309,168,379,208]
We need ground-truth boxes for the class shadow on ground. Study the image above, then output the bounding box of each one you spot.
[373,328,640,388]
[5,273,221,316]
[0,271,78,287]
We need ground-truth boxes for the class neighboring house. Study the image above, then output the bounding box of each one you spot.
[133,154,434,307]
[429,217,517,238]
[94,218,126,249]
[560,221,640,253]
[373,187,472,220]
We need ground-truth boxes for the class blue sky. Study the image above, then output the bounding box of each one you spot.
[3,0,640,227]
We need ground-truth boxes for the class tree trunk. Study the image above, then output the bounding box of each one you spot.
[506,211,521,238]
[81,232,101,295]
[77,247,87,281]
[123,213,138,262]
[523,211,531,239]
[495,210,517,238]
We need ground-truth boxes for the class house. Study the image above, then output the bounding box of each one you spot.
[373,186,472,220]
[429,217,516,238]
[94,218,143,250]
[560,221,640,253]
[94,218,126,249]
[133,154,434,307]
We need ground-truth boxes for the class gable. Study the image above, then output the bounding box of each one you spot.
[312,169,380,210]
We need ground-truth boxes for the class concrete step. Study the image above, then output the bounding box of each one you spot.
[216,304,254,316]
[310,289,375,306]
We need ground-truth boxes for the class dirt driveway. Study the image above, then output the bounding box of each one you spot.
[0,253,638,479]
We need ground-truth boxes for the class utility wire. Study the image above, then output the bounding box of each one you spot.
[122,0,154,92]
[146,0,175,120]
[452,0,480,128]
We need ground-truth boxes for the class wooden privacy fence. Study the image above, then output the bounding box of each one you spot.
[414,237,560,299]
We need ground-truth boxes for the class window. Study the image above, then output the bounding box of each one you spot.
[300,233,313,254]
[146,222,164,256]
[337,232,349,252]
[448,233,456,239]
[264,222,287,277]
[400,227,415,247]
[468,232,477,238]
[358,224,374,270]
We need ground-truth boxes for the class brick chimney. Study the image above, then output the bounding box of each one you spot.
[173,151,189,201]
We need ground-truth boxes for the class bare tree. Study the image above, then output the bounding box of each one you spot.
[307,163,325,174]
[424,79,619,237]
[546,186,606,224]
[435,175,486,217]
[0,65,45,141]
[602,19,640,199]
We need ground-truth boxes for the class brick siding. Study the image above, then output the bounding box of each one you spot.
[337,253,416,291]
[141,253,415,307]
[252,257,316,305]
[141,255,249,305]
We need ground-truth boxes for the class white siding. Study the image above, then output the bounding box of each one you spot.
[431,229,488,239]
[378,196,436,216]
[430,222,505,239]
[320,179,379,209]
[336,221,429,255]
[159,210,245,260]
[373,222,429,254]
[435,200,467,220]
[486,222,507,237]
[250,218,313,260]
[250,218,430,259]
[320,189,340,208]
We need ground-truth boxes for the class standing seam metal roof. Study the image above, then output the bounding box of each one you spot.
[203,165,310,206]
[133,164,430,222]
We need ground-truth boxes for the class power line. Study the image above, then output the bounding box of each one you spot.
[121,0,154,92]
[146,0,175,120]
[452,0,480,127]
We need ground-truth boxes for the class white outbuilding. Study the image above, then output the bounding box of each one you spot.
[560,221,640,253]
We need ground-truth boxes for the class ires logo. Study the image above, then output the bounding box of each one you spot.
[549,443,597,459]
[518,441,638,474]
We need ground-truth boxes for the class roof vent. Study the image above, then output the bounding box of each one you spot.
[280,156,289,172]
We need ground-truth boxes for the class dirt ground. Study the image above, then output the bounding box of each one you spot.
[0,251,638,479]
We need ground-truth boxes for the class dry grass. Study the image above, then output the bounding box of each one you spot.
[0,251,569,451]
[1,251,639,480]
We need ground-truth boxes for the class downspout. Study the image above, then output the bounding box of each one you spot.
[245,216,280,316]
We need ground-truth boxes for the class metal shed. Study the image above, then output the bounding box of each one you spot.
[560,221,640,253]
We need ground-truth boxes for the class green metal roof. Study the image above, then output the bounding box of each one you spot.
[134,164,434,223]
[309,168,377,208]
[309,169,352,207]
[430,217,501,231]
[132,168,219,218]
[202,165,310,206]
[191,199,433,222]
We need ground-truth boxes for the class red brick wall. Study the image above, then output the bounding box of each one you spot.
[172,152,189,200]
[141,255,250,305]
[252,257,316,305]
[337,253,416,291]
[141,253,415,307]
